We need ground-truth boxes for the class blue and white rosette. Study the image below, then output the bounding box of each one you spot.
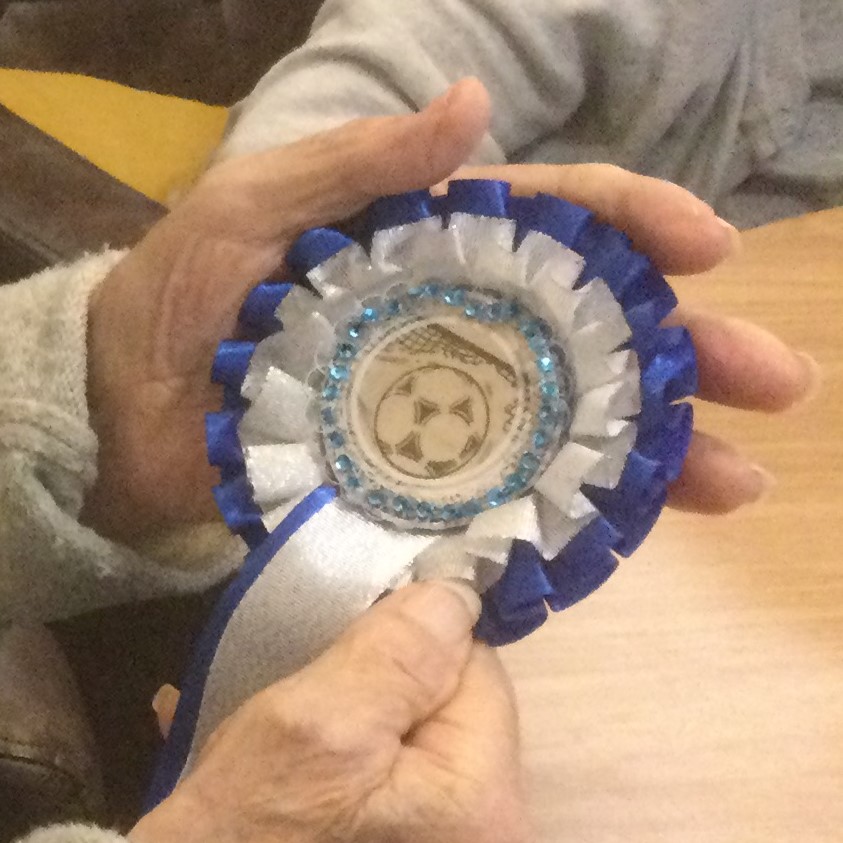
[146,180,696,807]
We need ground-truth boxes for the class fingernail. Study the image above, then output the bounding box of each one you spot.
[428,85,457,113]
[402,579,482,645]
[796,352,823,404]
[715,216,743,257]
[441,578,483,618]
[152,684,179,715]
[745,464,776,504]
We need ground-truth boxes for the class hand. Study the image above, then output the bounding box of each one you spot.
[83,80,491,540]
[83,79,819,542]
[131,581,529,843]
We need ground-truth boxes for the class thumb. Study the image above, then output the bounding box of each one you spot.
[279,581,482,743]
[194,77,492,240]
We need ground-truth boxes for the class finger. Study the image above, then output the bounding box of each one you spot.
[152,684,181,740]
[392,645,531,842]
[407,644,519,775]
[199,78,491,239]
[667,431,775,513]
[439,163,739,275]
[279,581,482,743]
[669,308,822,412]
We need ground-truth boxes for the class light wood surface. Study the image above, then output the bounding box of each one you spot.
[502,210,843,842]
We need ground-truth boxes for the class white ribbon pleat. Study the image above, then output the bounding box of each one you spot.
[239,367,315,446]
[448,214,517,289]
[306,242,373,296]
[369,217,446,277]
[535,443,605,510]
[572,279,630,344]
[272,313,336,382]
[244,443,324,509]
[573,348,635,392]
[515,230,584,288]
[534,491,599,560]
[578,422,638,490]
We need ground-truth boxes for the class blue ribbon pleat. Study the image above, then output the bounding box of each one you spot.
[637,329,698,432]
[584,447,669,557]
[476,516,623,646]
[545,544,619,614]
[636,402,694,483]
[211,475,267,549]
[238,281,291,333]
[367,188,436,232]
[286,229,356,280]
[211,340,256,389]
[205,409,245,473]
[144,485,338,812]
[442,179,511,218]
[510,193,594,249]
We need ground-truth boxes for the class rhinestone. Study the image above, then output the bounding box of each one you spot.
[336,343,356,359]
[520,319,540,338]
[504,472,526,494]
[529,334,547,353]
[486,302,503,321]
[334,454,353,473]
[463,499,483,517]
[362,307,379,322]
[321,408,335,425]
[540,382,560,399]
[443,288,466,306]
[428,505,445,523]
[442,504,461,521]
[463,303,478,318]
[538,402,558,422]
[486,488,508,508]
[329,364,349,381]
[327,431,345,448]
[386,300,402,316]
[537,355,555,373]
[367,491,387,509]
[322,384,339,401]
[532,430,549,449]
[519,453,540,474]
[347,323,363,339]
[346,475,362,489]
[416,502,434,521]
[500,300,520,320]
[393,496,413,516]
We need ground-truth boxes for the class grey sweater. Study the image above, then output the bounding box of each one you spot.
[5,1,841,840]
[222,0,843,229]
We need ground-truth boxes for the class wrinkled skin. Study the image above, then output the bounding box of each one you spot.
[132,581,529,843]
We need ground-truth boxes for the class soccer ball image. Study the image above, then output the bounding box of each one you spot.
[375,365,490,479]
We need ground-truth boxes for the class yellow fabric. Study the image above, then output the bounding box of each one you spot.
[0,69,229,203]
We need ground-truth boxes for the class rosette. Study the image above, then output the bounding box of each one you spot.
[146,180,696,806]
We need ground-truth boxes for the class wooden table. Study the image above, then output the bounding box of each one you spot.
[502,210,843,842]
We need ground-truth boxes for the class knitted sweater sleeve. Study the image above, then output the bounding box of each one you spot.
[217,0,622,164]
[15,824,129,843]
[0,253,241,625]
